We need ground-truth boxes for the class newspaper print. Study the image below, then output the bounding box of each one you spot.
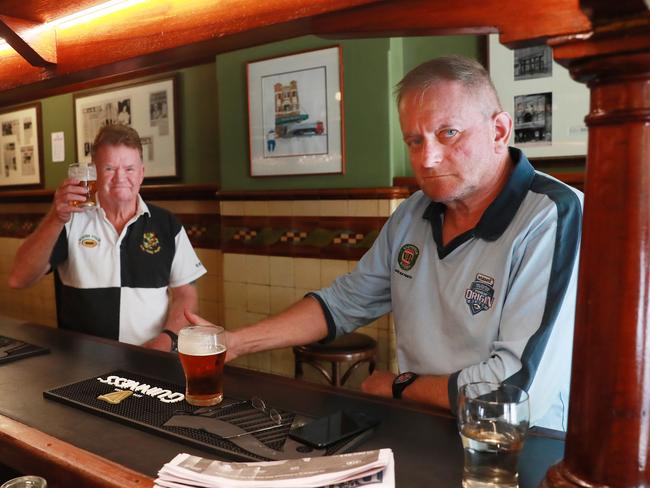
[80,97,132,156]
[20,146,35,176]
[149,91,169,136]
[154,449,394,488]
[140,136,154,162]
[3,142,16,176]
[23,117,33,145]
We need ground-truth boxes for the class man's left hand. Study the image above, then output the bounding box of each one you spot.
[361,370,396,398]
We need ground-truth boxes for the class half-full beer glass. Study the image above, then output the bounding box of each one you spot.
[67,162,97,208]
[458,382,529,487]
[178,325,227,406]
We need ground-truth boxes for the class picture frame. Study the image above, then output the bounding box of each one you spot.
[488,34,589,160]
[74,75,179,180]
[247,46,345,177]
[0,102,43,188]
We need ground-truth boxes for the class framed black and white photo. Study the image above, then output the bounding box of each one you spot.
[247,46,345,177]
[488,34,589,159]
[0,102,43,188]
[74,75,179,179]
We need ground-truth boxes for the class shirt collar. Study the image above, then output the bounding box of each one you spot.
[96,194,150,219]
[422,147,535,241]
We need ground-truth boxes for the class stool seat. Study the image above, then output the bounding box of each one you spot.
[293,332,377,387]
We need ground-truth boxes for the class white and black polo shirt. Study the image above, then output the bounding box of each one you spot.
[313,147,583,431]
[50,196,206,345]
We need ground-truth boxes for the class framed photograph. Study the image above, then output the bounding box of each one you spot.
[247,46,345,177]
[488,34,589,159]
[74,75,179,179]
[0,102,43,188]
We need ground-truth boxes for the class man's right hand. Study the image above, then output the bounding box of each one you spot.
[52,178,88,223]
[184,309,237,362]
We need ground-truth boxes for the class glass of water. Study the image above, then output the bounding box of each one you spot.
[457,382,530,488]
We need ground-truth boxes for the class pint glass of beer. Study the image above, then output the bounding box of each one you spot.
[178,325,227,406]
[67,162,97,209]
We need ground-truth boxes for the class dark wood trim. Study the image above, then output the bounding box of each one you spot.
[0,184,219,203]
[0,414,153,487]
[217,187,411,200]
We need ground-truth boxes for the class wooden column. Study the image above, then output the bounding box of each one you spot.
[543,5,650,487]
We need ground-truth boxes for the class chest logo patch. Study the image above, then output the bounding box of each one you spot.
[465,273,495,315]
[79,234,100,248]
[398,244,420,271]
[140,232,161,255]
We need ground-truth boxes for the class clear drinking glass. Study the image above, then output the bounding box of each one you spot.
[457,382,530,488]
[67,162,97,209]
[178,325,227,406]
[0,476,47,488]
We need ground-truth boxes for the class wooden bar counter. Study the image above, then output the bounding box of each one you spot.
[0,317,564,487]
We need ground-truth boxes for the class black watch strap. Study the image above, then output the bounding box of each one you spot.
[392,372,418,399]
[161,329,178,352]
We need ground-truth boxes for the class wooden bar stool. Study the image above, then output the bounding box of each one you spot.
[293,332,377,387]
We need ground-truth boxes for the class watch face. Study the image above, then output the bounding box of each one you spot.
[395,372,415,384]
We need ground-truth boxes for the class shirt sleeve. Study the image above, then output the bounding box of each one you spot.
[49,227,69,271]
[313,209,397,337]
[168,226,207,287]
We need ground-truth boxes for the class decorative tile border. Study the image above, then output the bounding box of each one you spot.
[0,212,220,250]
[176,213,220,249]
[0,214,43,239]
[220,216,387,259]
[0,212,387,259]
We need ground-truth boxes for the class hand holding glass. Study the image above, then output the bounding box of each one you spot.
[178,325,227,406]
[67,162,97,209]
[458,382,530,488]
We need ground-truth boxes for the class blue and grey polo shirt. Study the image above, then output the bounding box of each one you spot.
[50,195,206,345]
[314,148,583,431]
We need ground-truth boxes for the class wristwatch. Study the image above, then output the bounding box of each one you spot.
[392,371,418,399]
[161,329,178,352]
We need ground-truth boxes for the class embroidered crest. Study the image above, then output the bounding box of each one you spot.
[398,244,420,271]
[465,273,495,315]
[79,234,100,248]
[140,232,161,254]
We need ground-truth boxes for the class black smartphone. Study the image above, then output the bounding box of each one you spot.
[289,410,380,448]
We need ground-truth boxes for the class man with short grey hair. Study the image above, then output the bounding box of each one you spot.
[189,56,582,431]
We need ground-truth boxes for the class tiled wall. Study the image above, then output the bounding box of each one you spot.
[221,252,397,388]
[0,236,57,327]
[219,198,402,389]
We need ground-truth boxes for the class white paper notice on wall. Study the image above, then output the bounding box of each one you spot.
[51,131,65,162]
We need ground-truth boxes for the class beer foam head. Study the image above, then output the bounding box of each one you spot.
[178,325,226,355]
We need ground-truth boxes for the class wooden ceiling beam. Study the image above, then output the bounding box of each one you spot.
[0,14,56,67]
[0,0,596,103]
[310,0,593,47]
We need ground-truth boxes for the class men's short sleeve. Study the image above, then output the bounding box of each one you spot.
[169,226,206,287]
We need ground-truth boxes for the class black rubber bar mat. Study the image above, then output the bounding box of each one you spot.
[43,369,371,461]
[0,335,49,365]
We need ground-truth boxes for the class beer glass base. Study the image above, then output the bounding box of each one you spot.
[185,393,223,407]
[462,469,518,488]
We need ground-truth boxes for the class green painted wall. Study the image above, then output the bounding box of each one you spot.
[217,36,393,191]
[217,35,481,191]
[37,62,218,189]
